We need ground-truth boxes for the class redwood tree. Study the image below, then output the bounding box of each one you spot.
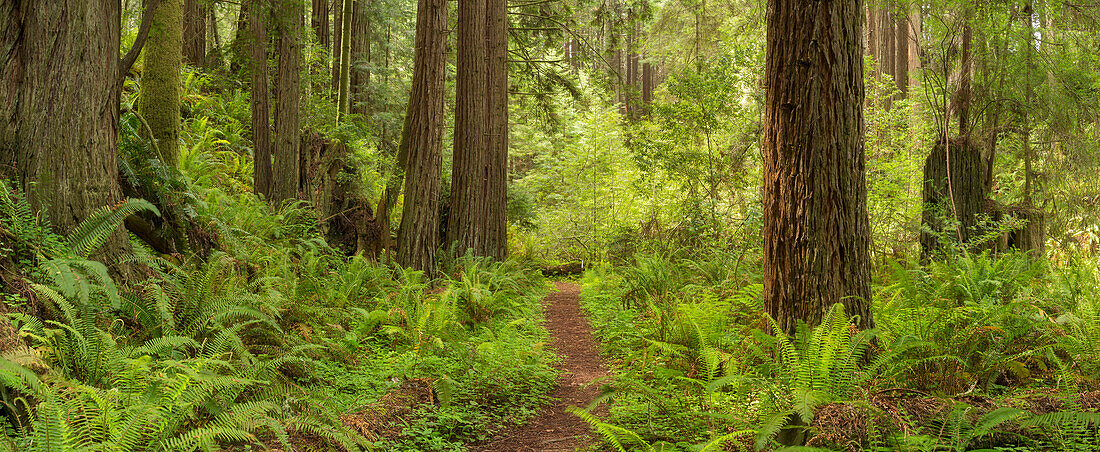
[447,0,508,261]
[249,0,274,199]
[761,0,874,334]
[1,0,130,257]
[272,0,303,203]
[183,0,207,67]
[396,0,447,272]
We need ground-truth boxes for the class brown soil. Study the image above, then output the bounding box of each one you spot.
[470,281,609,452]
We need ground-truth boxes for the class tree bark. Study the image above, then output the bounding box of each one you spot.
[139,0,183,167]
[272,0,303,203]
[448,0,508,260]
[955,21,973,135]
[312,0,330,49]
[894,10,909,97]
[396,0,446,272]
[183,0,207,66]
[1,0,131,259]
[350,0,370,116]
[332,0,344,94]
[919,138,987,260]
[336,0,353,118]
[762,0,874,334]
[249,0,274,199]
[120,0,163,82]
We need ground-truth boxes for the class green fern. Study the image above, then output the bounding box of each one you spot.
[66,198,159,258]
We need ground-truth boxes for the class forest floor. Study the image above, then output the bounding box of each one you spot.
[471,281,608,452]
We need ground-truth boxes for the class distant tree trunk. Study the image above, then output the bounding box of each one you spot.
[139,0,183,167]
[919,137,987,260]
[955,21,973,135]
[272,0,303,203]
[642,61,654,115]
[448,0,508,260]
[231,2,250,73]
[183,0,207,67]
[332,0,345,94]
[250,0,274,199]
[336,0,353,119]
[350,0,370,116]
[312,0,330,49]
[894,10,909,97]
[1017,2,1044,255]
[396,0,446,272]
[1,0,131,258]
[310,0,330,92]
[908,4,920,94]
[762,0,874,334]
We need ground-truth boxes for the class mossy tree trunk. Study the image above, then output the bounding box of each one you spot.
[761,0,874,335]
[396,0,446,272]
[272,0,303,203]
[139,0,184,167]
[1,0,131,260]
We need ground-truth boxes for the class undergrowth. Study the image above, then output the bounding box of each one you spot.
[575,248,1100,452]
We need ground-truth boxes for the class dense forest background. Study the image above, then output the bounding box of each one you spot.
[1,0,1100,450]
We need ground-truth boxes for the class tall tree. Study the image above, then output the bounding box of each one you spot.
[311,0,330,49]
[448,0,508,260]
[396,0,447,271]
[272,0,303,203]
[139,0,184,167]
[249,0,274,199]
[1,0,130,257]
[183,0,207,66]
[336,0,354,118]
[350,0,371,115]
[761,0,874,334]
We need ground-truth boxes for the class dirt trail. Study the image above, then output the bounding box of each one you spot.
[470,281,608,452]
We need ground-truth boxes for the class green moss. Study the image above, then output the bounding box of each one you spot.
[138,0,183,166]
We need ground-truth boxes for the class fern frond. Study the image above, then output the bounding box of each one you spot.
[67,198,159,258]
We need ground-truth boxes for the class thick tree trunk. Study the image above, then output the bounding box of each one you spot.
[139,0,183,167]
[1,0,130,258]
[183,0,207,66]
[396,0,446,272]
[449,0,487,255]
[249,0,274,199]
[485,0,508,260]
[762,0,874,334]
[272,0,303,203]
[448,0,507,260]
[919,138,987,261]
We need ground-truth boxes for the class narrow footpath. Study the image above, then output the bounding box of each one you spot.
[471,282,609,452]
